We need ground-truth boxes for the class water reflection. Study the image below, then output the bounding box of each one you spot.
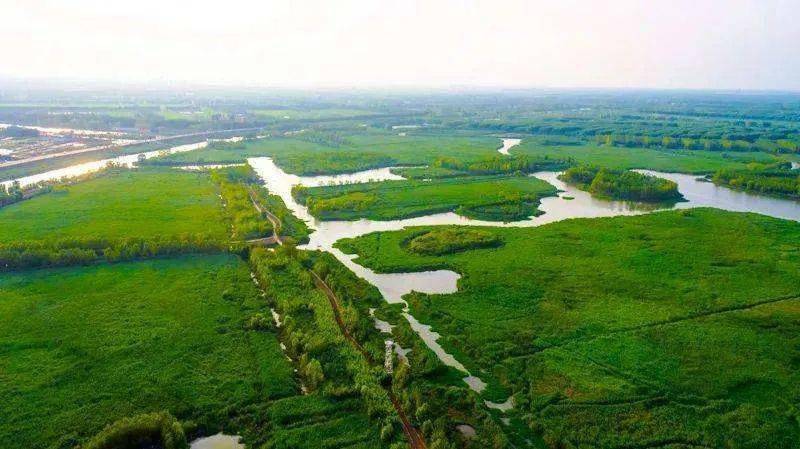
[638,170,800,222]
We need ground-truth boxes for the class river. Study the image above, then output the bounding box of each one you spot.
[6,135,799,404]
[1,137,243,189]
[248,154,800,398]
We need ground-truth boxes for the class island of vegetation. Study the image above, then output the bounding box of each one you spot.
[404,228,502,256]
[559,165,684,202]
[294,174,558,222]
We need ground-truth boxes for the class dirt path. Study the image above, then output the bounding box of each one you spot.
[248,188,282,245]
[310,271,428,449]
[253,194,427,448]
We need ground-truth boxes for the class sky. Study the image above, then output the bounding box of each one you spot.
[2,0,799,91]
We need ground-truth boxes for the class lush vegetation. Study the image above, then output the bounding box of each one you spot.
[336,209,800,448]
[253,244,513,448]
[515,138,783,174]
[405,228,502,255]
[0,234,228,271]
[210,164,310,243]
[210,166,272,240]
[0,167,227,245]
[249,246,397,447]
[712,162,800,199]
[152,133,502,175]
[252,187,311,244]
[0,255,295,449]
[559,165,683,202]
[82,412,187,449]
[294,175,558,222]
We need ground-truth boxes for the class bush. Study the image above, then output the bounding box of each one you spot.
[405,228,502,256]
[82,412,187,449]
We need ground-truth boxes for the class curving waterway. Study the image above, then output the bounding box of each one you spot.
[248,152,800,399]
[1,137,243,189]
[497,138,521,155]
[6,134,799,404]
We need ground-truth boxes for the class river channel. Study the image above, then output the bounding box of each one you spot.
[247,153,800,400]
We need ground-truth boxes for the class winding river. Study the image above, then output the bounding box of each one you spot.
[6,134,800,407]
[248,152,800,399]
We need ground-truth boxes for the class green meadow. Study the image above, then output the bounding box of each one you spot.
[516,138,783,174]
[336,209,800,447]
[295,174,558,221]
[0,255,295,449]
[0,168,227,245]
[152,132,502,175]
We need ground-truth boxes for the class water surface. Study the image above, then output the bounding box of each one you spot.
[190,434,244,449]
[497,138,521,155]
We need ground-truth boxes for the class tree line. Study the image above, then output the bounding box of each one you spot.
[432,154,574,175]
[0,235,230,271]
[595,134,800,153]
[712,162,800,199]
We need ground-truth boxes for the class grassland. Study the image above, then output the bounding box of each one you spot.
[336,209,800,447]
[295,175,558,221]
[152,132,502,175]
[0,168,227,245]
[516,138,784,174]
[0,255,296,449]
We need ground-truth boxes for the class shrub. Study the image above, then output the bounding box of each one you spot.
[405,228,502,256]
[82,412,187,449]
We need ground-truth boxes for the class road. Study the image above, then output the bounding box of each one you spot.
[0,126,266,169]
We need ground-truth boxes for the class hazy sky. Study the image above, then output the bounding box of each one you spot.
[3,0,799,90]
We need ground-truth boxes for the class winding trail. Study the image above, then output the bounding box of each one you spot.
[310,270,427,449]
[248,188,283,245]
[253,193,427,449]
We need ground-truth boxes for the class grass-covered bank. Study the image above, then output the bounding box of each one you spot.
[336,209,800,448]
[294,174,558,222]
[211,165,310,244]
[252,244,515,448]
[150,132,503,175]
[516,138,784,174]
[0,255,295,449]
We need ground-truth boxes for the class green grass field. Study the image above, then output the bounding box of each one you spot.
[295,174,558,221]
[0,168,227,244]
[0,255,295,449]
[336,209,800,447]
[153,132,502,175]
[516,138,784,174]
